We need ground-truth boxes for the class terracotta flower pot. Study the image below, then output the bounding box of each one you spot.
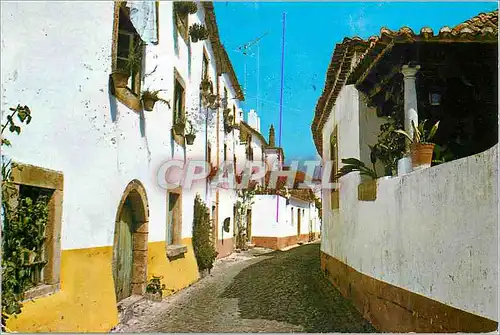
[411,143,435,169]
[185,133,196,145]
[142,98,156,111]
[111,71,130,88]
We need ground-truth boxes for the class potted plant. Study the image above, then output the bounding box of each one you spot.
[395,119,440,169]
[111,43,143,88]
[189,23,209,43]
[141,90,170,111]
[174,1,198,15]
[173,114,186,135]
[200,77,213,93]
[185,120,196,145]
[145,276,165,302]
[223,108,234,133]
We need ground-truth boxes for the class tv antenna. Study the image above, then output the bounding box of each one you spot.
[234,32,268,107]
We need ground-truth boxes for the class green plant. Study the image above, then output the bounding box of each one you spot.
[145,276,166,296]
[189,23,209,42]
[200,77,213,92]
[335,158,378,180]
[192,195,218,273]
[117,42,144,74]
[432,144,455,165]
[395,119,440,144]
[223,108,234,133]
[185,120,196,136]
[174,1,198,15]
[141,90,171,108]
[235,188,255,249]
[375,120,406,176]
[2,105,50,331]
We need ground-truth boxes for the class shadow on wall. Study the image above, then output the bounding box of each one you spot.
[108,76,118,122]
[219,244,377,333]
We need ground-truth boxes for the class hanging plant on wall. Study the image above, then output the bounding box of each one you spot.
[141,89,170,111]
[189,23,209,43]
[185,120,196,145]
[223,108,234,133]
[174,1,198,15]
[173,114,186,135]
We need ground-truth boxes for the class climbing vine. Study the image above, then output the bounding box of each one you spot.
[1,104,49,331]
[234,187,255,250]
[192,195,218,273]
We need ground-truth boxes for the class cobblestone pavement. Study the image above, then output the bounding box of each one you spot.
[113,243,377,333]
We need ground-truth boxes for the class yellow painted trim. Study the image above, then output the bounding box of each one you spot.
[7,246,118,332]
[147,238,200,294]
[8,239,200,332]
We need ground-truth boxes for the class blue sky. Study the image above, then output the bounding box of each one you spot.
[214,1,497,163]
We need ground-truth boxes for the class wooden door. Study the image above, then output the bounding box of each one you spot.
[114,202,134,302]
[246,209,252,242]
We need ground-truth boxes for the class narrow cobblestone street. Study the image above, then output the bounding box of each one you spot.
[114,243,376,333]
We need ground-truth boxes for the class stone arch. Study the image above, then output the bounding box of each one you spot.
[112,179,149,301]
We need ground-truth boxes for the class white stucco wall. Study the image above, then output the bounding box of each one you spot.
[252,195,318,238]
[320,81,498,320]
[1,1,229,251]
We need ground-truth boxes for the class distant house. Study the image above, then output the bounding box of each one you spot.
[312,10,498,332]
[237,116,321,250]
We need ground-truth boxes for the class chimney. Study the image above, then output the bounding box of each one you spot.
[269,124,275,147]
[247,109,260,132]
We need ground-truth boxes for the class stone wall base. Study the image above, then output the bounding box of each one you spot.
[216,237,234,259]
[320,251,498,332]
[252,234,318,250]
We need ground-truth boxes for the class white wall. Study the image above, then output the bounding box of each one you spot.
[1,1,225,251]
[322,141,498,320]
[252,195,317,238]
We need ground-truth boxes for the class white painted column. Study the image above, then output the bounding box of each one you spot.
[401,64,420,140]
[398,64,420,176]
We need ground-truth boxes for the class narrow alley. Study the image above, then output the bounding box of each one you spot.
[113,243,376,333]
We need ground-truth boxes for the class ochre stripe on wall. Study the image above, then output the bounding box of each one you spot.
[9,239,200,333]
[320,251,498,332]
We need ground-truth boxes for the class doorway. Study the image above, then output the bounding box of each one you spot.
[113,180,149,302]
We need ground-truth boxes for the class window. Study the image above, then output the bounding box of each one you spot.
[174,2,189,42]
[232,105,236,125]
[330,126,340,209]
[202,53,209,80]
[115,4,143,95]
[173,73,185,125]
[167,192,181,245]
[224,144,227,162]
[9,163,63,300]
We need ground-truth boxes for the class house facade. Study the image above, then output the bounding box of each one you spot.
[1,1,244,332]
[312,10,498,332]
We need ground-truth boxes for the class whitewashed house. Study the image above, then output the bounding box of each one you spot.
[312,10,498,332]
[1,1,244,332]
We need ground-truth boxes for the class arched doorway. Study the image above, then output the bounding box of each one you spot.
[112,180,149,302]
